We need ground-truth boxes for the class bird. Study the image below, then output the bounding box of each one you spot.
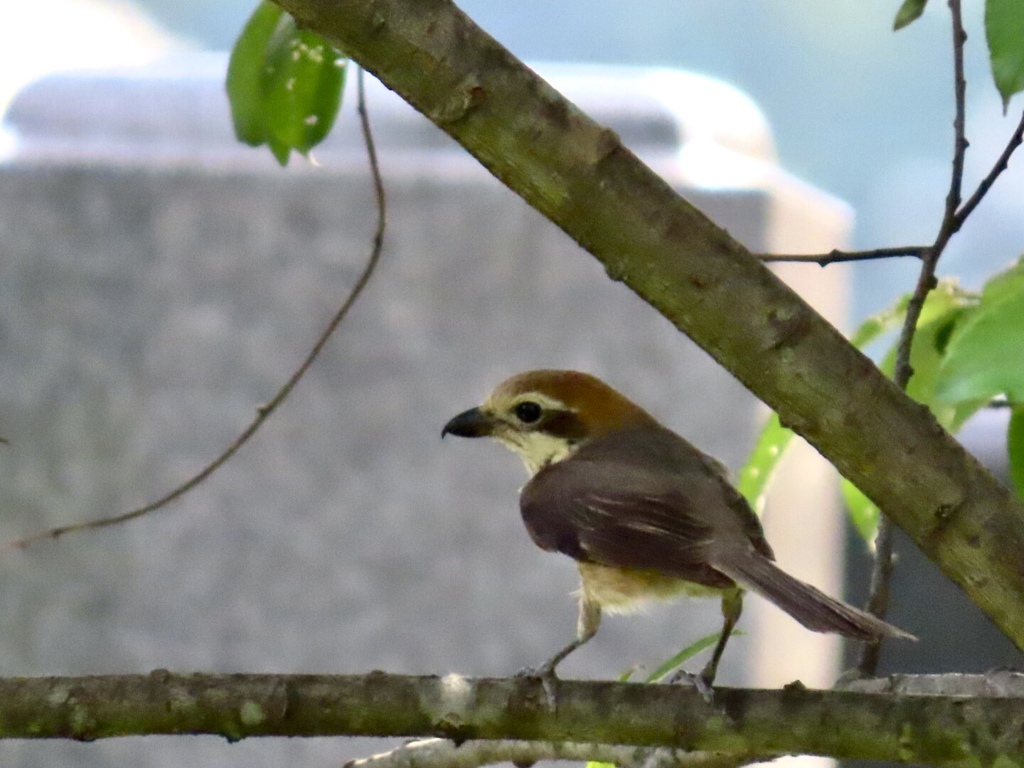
[442,369,913,694]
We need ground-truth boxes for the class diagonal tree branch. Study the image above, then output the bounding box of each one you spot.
[3,671,1024,765]
[273,0,1024,647]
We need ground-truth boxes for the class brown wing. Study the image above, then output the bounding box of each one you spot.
[519,426,772,590]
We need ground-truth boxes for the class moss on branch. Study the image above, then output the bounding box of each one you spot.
[1,671,1022,766]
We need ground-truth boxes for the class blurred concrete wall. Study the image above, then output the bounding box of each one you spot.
[0,55,851,766]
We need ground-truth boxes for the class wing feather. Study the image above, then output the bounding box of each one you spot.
[519,427,763,590]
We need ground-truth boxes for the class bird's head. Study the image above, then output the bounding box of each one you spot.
[442,370,659,474]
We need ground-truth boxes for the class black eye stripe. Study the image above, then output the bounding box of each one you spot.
[540,409,588,440]
[514,401,543,424]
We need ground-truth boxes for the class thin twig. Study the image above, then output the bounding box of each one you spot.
[860,519,895,663]
[944,0,969,226]
[954,110,1024,229]
[858,0,968,676]
[757,246,927,266]
[638,52,1011,274]
[343,737,760,768]
[5,67,386,551]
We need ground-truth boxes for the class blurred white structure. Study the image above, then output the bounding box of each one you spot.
[0,0,175,111]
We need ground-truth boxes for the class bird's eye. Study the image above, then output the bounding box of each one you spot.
[513,401,543,424]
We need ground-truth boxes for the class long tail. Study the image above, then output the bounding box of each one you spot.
[715,552,915,641]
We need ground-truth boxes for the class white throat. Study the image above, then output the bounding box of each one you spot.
[499,431,577,476]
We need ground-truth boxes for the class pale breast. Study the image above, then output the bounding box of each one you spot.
[577,562,725,614]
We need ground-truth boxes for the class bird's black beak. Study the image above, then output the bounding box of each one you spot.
[442,407,496,438]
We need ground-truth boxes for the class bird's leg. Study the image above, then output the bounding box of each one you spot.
[670,589,743,702]
[518,597,601,707]
[700,589,743,688]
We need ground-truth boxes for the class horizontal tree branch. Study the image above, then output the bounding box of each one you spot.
[345,736,755,768]
[757,246,928,265]
[274,0,1024,650]
[2,671,1023,766]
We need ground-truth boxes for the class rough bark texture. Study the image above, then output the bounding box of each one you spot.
[3,672,1024,766]
[271,0,1024,648]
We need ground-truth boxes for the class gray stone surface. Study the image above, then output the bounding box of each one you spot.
[0,55,850,766]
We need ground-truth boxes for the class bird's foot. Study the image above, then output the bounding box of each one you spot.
[516,663,560,710]
[666,668,715,703]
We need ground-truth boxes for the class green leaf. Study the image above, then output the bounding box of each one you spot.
[737,412,794,516]
[869,281,978,425]
[849,279,969,351]
[848,294,910,349]
[894,0,930,30]
[226,1,347,165]
[881,308,981,429]
[843,281,977,546]
[913,279,975,329]
[937,258,1024,403]
[986,0,1024,110]
[1009,407,1024,500]
[616,665,642,683]
[264,21,346,159]
[646,630,735,683]
[841,479,881,549]
[226,2,283,147]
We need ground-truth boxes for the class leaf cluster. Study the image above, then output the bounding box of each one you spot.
[895,0,1024,110]
[742,259,1024,547]
[226,0,348,165]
